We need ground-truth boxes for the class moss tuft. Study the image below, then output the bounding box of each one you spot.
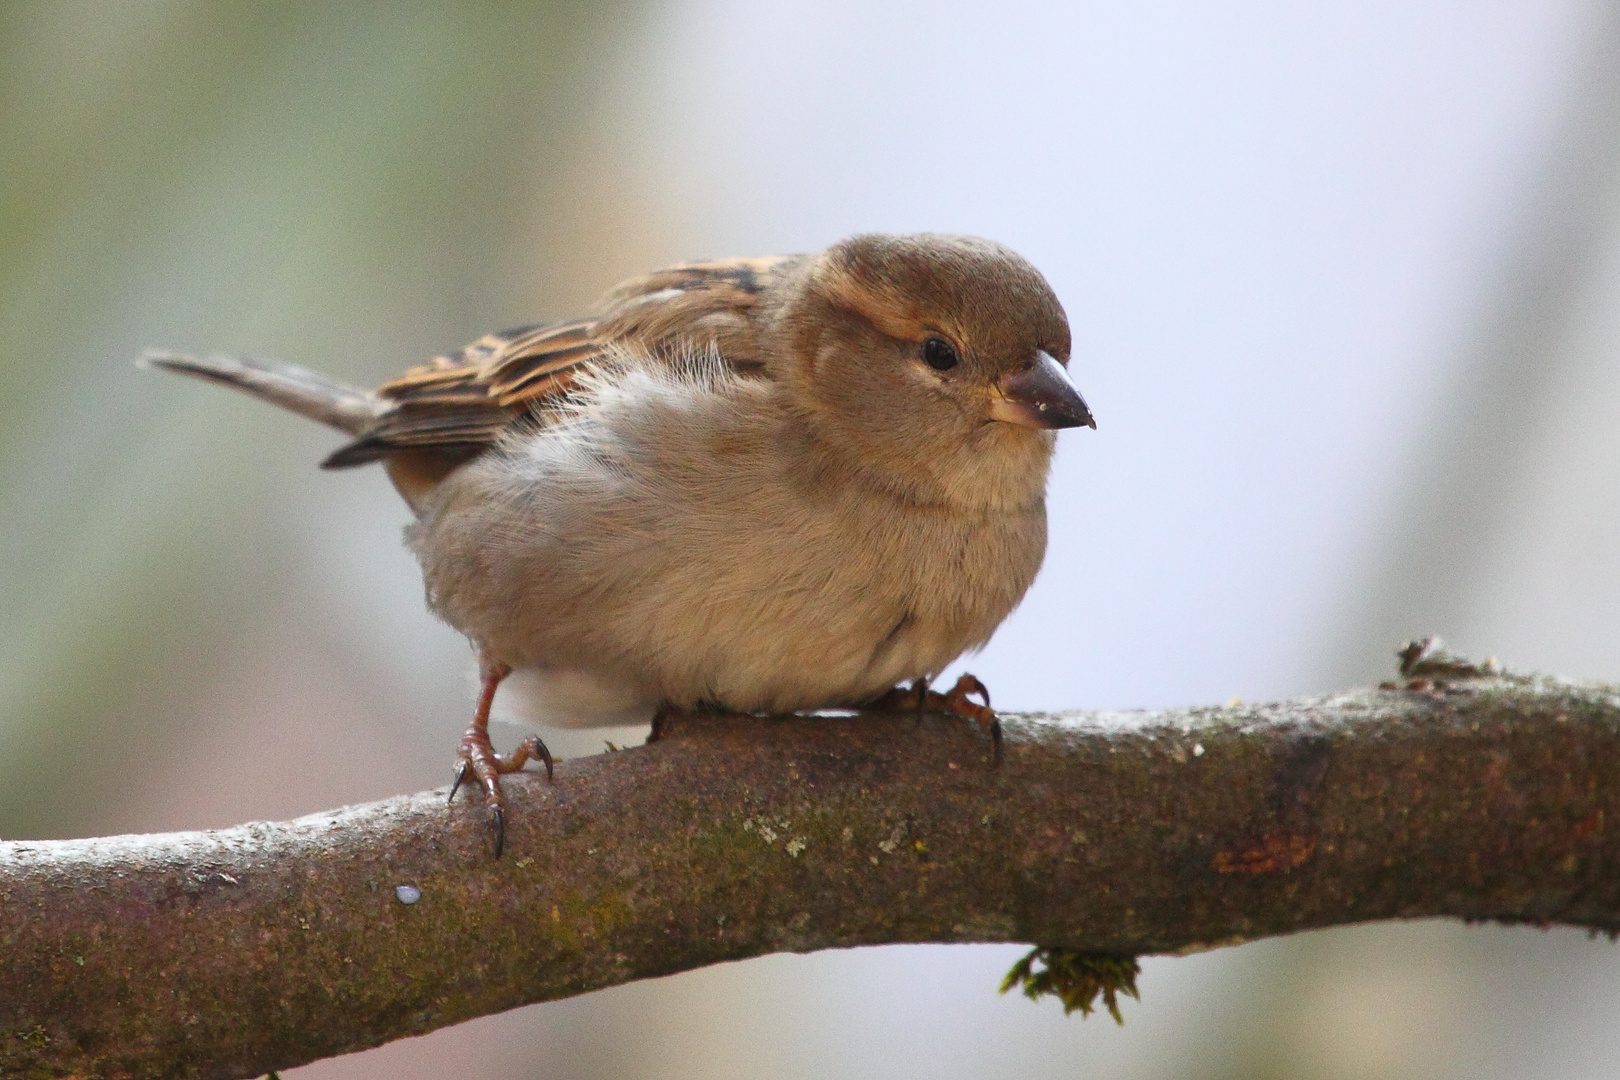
[1000,947,1141,1023]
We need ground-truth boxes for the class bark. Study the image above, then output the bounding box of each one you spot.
[4,656,1619,1079]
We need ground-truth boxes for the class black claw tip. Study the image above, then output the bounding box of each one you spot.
[448,762,468,805]
[490,803,505,858]
[990,719,1005,768]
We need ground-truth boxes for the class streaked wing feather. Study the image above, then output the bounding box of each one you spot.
[324,255,803,468]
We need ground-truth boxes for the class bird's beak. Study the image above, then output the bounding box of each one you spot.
[988,351,1096,430]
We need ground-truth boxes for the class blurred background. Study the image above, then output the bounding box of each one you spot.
[3,2,1619,1077]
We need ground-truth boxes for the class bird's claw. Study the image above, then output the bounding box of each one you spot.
[874,672,1003,766]
[940,673,1003,765]
[513,734,556,782]
[450,725,554,858]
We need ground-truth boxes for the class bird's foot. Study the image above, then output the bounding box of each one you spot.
[448,730,554,857]
[939,673,1002,765]
[446,660,553,858]
[873,673,1003,765]
[868,676,931,716]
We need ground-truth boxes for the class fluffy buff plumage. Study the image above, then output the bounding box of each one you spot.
[409,343,1052,726]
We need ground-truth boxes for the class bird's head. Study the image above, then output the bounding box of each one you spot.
[774,232,1092,509]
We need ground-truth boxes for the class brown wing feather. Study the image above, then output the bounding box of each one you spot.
[320,254,803,470]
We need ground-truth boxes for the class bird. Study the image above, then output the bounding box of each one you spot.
[144,232,1095,855]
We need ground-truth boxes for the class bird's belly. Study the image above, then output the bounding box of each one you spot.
[463,513,1033,717]
[669,616,935,712]
[625,551,1006,714]
[496,666,658,729]
[497,618,937,728]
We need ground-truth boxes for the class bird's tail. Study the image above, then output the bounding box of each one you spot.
[140,350,386,436]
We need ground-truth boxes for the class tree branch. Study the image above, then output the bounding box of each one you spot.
[5,659,1619,1080]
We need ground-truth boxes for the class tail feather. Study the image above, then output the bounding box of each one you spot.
[140,350,387,437]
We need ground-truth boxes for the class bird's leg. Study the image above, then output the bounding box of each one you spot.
[911,675,932,721]
[647,704,673,744]
[449,658,554,857]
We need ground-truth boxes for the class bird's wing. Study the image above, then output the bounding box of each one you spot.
[322,255,801,469]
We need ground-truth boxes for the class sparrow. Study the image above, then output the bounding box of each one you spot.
[145,232,1095,855]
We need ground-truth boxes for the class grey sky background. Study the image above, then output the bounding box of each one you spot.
[2,3,1618,1077]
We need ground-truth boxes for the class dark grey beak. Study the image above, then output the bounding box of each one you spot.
[989,351,1096,430]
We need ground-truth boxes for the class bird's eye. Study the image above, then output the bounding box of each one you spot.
[921,337,959,371]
